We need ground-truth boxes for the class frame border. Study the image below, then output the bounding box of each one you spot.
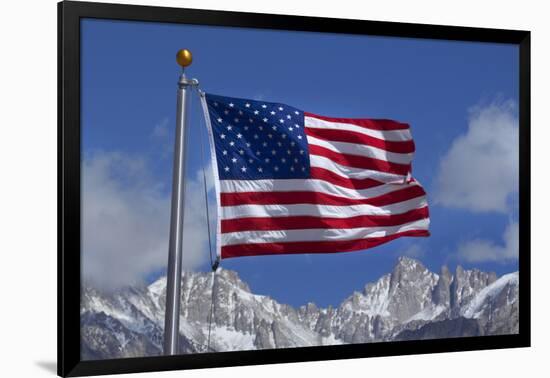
[58,1,531,376]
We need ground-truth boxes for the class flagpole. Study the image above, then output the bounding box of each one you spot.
[164,49,198,356]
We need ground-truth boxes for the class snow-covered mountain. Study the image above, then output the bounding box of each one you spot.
[80,257,519,360]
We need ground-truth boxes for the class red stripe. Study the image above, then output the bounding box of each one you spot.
[221,229,430,258]
[305,127,415,154]
[221,207,429,233]
[309,167,384,190]
[309,144,410,176]
[304,112,410,131]
[220,184,426,207]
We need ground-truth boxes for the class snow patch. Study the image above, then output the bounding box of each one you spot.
[407,304,446,322]
[461,272,518,318]
[210,326,256,351]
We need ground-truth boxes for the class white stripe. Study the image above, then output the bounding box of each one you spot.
[310,155,406,183]
[305,116,412,141]
[220,179,419,201]
[221,218,429,246]
[307,135,413,165]
[221,196,428,220]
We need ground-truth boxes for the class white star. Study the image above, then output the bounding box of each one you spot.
[239,149,244,155]
[254,110,260,115]
[288,127,293,131]
[231,157,237,163]
[222,150,228,155]
[294,158,299,163]
[244,126,249,131]
[287,150,291,155]
[290,141,295,146]
[259,126,263,131]
[248,158,253,163]
[286,115,292,119]
[224,166,230,172]
[237,133,242,139]
[271,150,277,155]
[272,126,277,131]
[213,102,218,107]
[249,118,254,123]
[265,158,270,163]
[294,124,300,128]
[234,118,239,123]
[290,166,295,171]
[241,166,247,172]
[268,134,273,138]
[245,103,251,108]
[229,141,235,146]
[294,111,299,115]
[246,142,251,147]
[254,134,259,139]
[281,158,286,163]
[262,104,267,108]
[301,166,306,172]
[262,142,268,147]
[217,118,222,123]
[299,150,304,154]
[226,125,232,131]
[274,166,279,171]
[277,142,282,147]
[238,110,243,115]
[229,102,234,107]
[220,133,226,139]
[297,135,302,140]
[270,111,276,115]
[281,134,287,139]
[278,106,284,111]
[256,150,261,156]
[263,118,268,123]
[224,110,229,115]
[279,119,284,123]
[258,167,263,173]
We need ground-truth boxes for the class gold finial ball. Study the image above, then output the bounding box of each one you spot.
[176,49,193,67]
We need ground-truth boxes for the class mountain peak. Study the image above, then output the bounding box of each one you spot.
[81,260,519,360]
[148,276,166,297]
[394,256,425,272]
[216,268,251,292]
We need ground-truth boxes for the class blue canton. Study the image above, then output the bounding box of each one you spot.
[205,93,310,180]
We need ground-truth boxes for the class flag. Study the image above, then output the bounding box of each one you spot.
[200,93,430,259]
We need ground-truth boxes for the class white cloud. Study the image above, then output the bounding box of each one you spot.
[434,101,519,213]
[150,118,173,159]
[81,151,212,289]
[398,244,425,258]
[457,221,519,263]
[151,118,170,138]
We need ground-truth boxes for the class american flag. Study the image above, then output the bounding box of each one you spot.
[200,93,430,259]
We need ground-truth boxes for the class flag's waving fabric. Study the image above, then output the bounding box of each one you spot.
[200,93,429,259]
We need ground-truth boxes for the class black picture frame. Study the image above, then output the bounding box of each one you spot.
[58,1,531,376]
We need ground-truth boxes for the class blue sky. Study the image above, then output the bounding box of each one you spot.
[81,19,519,307]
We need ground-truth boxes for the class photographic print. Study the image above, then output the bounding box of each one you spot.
[80,18,520,358]
[58,1,529,376]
